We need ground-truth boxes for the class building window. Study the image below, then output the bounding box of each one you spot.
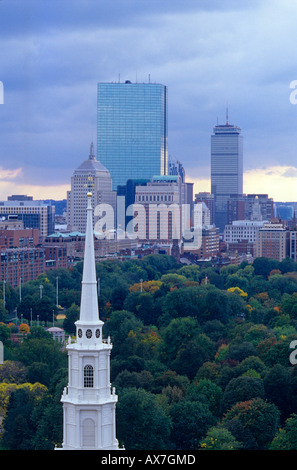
[84,364,94,388]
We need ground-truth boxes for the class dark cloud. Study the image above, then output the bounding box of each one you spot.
[0,0,296,198]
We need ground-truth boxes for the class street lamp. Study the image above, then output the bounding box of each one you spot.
[56,276,59,308]
[2,280,6,310]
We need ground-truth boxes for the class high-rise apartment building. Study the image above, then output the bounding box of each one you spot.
[211,117,243,232]
[97,81,168,190]
[67,143,116,233]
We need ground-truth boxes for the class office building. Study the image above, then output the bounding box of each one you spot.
[290,231,297,262]
[244,194,274,221]
[224,220,268,245]
[211,117,243,232]
[97,81,168,189]
[67,143,116,233]
[0,198,55,238]
[227,193,274,224]
[255,223,289,261]
[134,175,192,244]
[168,157,185,182]
[195,193,215,225]
[117,178,150,230]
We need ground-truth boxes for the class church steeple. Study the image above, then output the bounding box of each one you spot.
[58,184,120,450]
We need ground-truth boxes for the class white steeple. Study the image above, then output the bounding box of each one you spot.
[58,189,120,450]
[75,186,103,331]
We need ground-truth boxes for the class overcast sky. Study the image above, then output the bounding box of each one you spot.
[0,0,297,201]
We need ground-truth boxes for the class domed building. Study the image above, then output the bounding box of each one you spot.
[67,143,116,233]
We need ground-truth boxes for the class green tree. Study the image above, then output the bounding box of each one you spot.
[0,360,27,384]
[253,257,280,278]
[1,385,47,450]
[222,398,280,449]
[158,316,201,364]
[171,334,215,380]
[200,426,242,450]
[187,379,223,417]
[270,413,297,449]
[124,291,162,325]
[103,310,143,357]
[0,323,11,346]
[116,387,171,450]
[110,283,129,311]
[221,376,265,413]
[63,303,80,334]
[161,286,207,324]
[15,327,67,375]
[169,400,215,450]
[263,364,293,420]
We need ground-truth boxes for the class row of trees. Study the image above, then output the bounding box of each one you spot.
[1,254,297,449]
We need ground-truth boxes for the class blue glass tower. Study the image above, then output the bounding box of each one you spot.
[97,81,168,190]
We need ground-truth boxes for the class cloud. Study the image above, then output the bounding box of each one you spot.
[187,165,297,203]
[0,167,23,181]
[0,0,297,202]
[244,166,297,201]
[0,181,69,201]
[0,163,69,200]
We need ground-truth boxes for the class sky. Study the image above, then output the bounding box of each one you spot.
[0,0,297,202]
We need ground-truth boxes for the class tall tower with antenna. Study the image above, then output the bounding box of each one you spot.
[211,109,243,233]
[58,189,121,450]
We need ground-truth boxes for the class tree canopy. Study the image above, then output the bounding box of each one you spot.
[1,254,297,450]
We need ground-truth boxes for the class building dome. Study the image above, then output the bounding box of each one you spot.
[75,142,110,175]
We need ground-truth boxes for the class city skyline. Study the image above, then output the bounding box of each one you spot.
[0,1,297,201]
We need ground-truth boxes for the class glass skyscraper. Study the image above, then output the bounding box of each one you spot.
[211,120,243,232]
[97,81,168,190]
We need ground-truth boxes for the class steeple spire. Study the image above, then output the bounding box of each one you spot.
[78,190,100,325]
